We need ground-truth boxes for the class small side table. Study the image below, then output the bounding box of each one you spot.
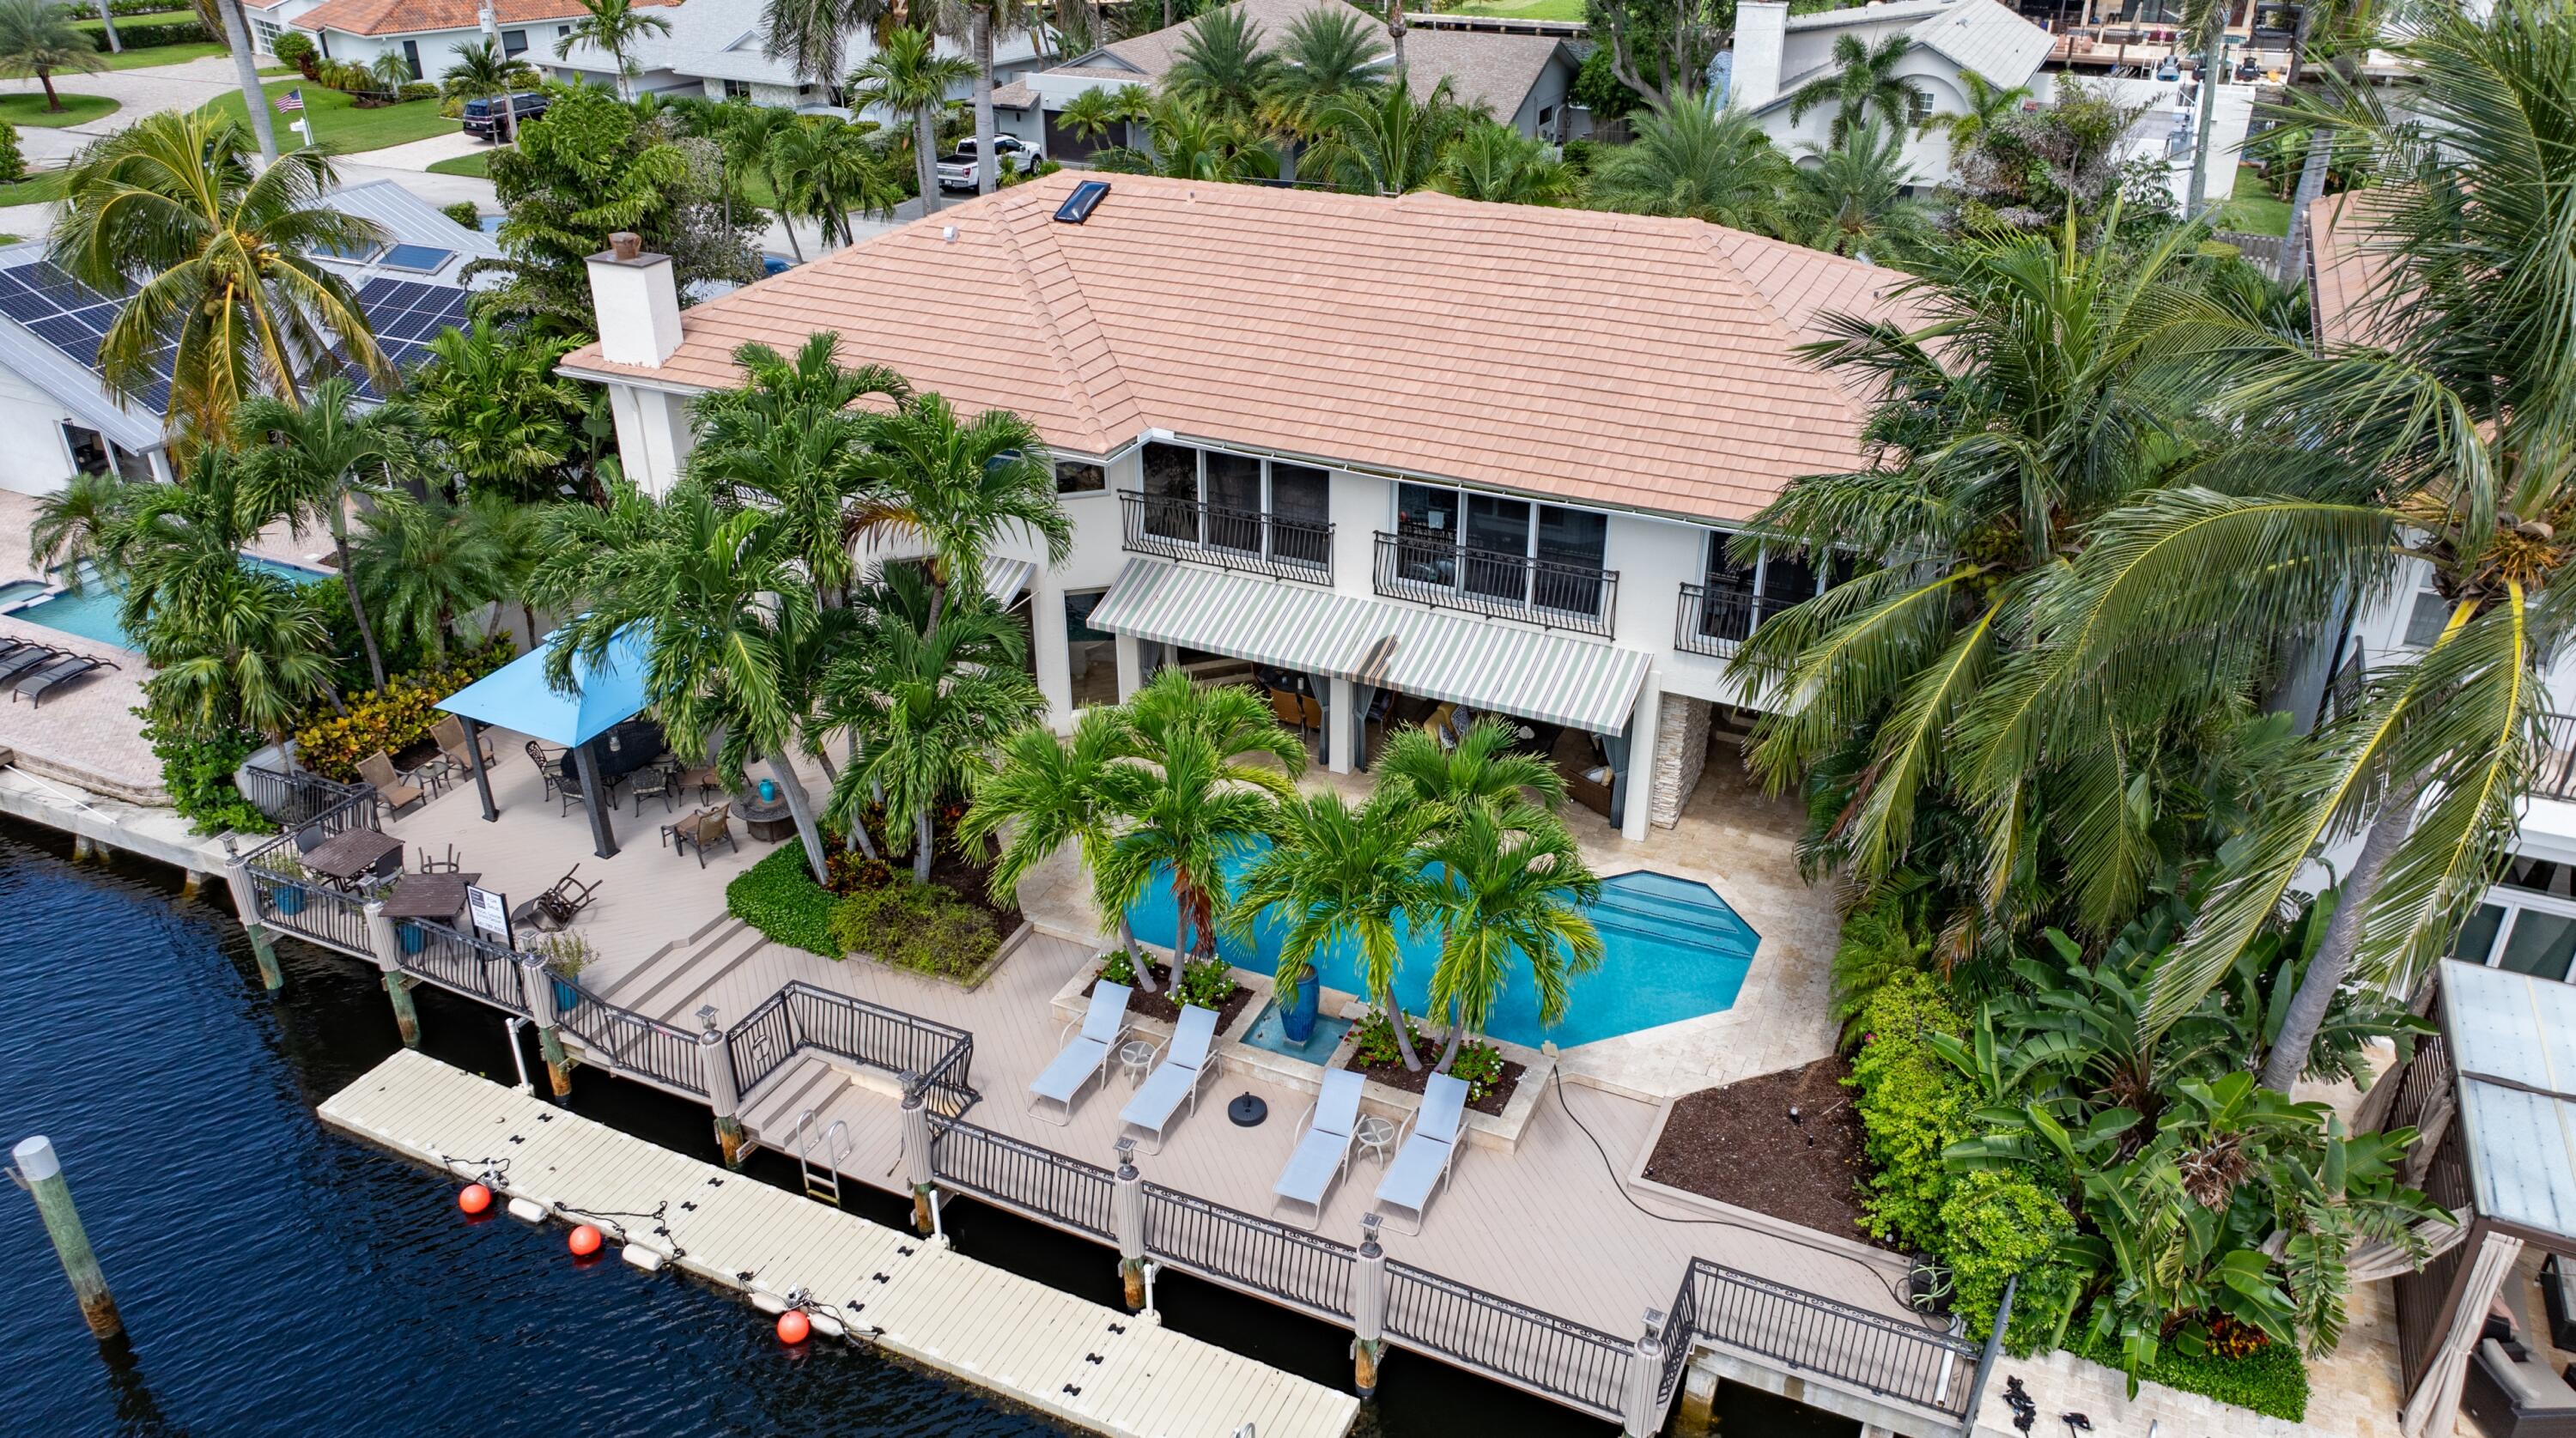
[1355,1113,1399,1168]
[1116,1038,1157,1085]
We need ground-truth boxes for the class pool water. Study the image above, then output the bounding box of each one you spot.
[1240,1001,1353,1065]
[1128,848,1760,1049]
[9,556,325,648]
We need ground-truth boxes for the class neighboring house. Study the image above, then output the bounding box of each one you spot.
[1722,0,2055,185]
[565,172,1920,842]
[994,0,1586,159]
[0,181,496,498]
[286,0,677,90]
[618,0,1045,112]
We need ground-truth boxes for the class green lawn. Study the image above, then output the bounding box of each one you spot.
[1441,0,1588,18]
[0,169,71,206]
[426,150,490,179]
[71,9,192,28]
[96,39,232,70]
[0,92,118,126]
[2221,163,2293,238]
[196,79,459,155]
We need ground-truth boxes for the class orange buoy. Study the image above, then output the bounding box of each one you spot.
[568,1224,603,1257]
[776,1309,811,1344]
[458,1183,492,1215]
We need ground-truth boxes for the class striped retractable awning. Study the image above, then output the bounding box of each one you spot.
[1087,559,1654,734]
[983,556,1036,607]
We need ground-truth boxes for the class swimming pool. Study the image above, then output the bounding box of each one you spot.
[5,556,327,649]
[1127,846,1760,1049]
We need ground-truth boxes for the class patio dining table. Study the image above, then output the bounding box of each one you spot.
[301,828,405,889]
[558,718,669,786]
[378,871,483,925]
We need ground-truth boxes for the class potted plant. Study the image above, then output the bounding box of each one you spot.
[262,853,313,916]
[537,932,593,1013]
[1273,954,1321,1043]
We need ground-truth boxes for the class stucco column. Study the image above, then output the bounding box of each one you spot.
[1028,577,1073,725]
[1619,672,1663,843]
[1114,634,1143,701]
[1327,676,1355,774]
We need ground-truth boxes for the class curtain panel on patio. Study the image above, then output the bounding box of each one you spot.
[2403,1228,2522,1438]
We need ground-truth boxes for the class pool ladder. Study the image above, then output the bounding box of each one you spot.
[796,1109,852,1206]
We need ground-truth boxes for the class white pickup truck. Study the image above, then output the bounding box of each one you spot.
[935,135,1039,192]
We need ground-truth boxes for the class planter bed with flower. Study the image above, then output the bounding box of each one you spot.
[1339,1008,1524,1117]
[1080,949,1258,1034]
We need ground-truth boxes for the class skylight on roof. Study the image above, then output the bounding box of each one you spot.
[1054,180,1111,224]
[379,244,456,274]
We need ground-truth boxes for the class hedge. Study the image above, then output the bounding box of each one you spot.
[829,882,998,979]
[289,652,510,781]
[89,19,210,49]
[1846,970,1975,1247]
[726,840,839,956]
[2078,1331,2310,1422]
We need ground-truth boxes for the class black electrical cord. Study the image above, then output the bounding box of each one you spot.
[1549,1067,1948,1329]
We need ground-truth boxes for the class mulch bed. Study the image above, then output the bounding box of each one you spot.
[1641,1054,1885,1246]
[1346,1051,1525,1118]
[1083,960,1256,1034]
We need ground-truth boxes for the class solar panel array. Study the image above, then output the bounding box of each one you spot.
[0,261,473,416]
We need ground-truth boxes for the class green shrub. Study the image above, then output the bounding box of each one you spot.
[440,199,481,228]
[1350,1007,1429,1068]
[1846,971,1973,1247]
[828,882,999,979]
[726,840,839,956]
[398,82,440,103]
[2077,1328,2310,1421]
[140,712,271,835]
[1099,947,1145,986]
[1445,1038,1508,1102]
[1176,955,1233,1008]
[289,652,509,781]
[89,17,210,48]
[1936,1168,2075,1344]
[0,123,22,185]
[269,31,313,69]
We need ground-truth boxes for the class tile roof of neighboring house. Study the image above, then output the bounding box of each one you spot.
[993,80,1037,107]
[2307,191,2391,350]
[294,0,665,38]
[1764,0,2050,110]
[1049,0,1570,118]
[561,173,1922,525]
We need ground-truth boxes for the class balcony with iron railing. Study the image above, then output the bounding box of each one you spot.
[1370,530,1618,637]
[1674,582,1759,658]
[1120,490,1334,585]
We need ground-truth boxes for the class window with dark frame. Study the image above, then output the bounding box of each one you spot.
[501,28,528,55]
[1054,460,1106,494]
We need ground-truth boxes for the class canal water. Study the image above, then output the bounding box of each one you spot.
[0,818,1612,1437]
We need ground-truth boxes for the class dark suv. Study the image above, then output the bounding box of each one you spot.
[462,92,549,141]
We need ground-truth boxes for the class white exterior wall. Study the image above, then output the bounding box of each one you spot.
[0,365,82,497]
[1754,53,1969,187]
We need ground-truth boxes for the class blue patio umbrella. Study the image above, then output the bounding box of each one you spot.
[436,623,653,859]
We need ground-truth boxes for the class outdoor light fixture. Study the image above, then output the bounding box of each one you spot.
[696,1004,719,1034]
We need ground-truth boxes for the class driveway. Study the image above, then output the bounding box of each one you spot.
[0,55,251,167]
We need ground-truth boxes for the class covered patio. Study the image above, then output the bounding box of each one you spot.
[435,624,677,861]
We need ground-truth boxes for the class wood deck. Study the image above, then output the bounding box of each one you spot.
[320,1048,1359,1438]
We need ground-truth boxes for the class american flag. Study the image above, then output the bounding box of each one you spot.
[275,88,304,112]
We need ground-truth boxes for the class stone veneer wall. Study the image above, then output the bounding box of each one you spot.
[1649,692,1710,828]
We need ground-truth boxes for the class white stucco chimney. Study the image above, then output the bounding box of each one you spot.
[1728,2,1789,112]
[585,231,682,367]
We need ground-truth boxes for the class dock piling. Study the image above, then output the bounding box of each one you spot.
[1351,1213,1387,1395]
[9,1136,122,1340]
[518,957,574,1095]
[220,847,284,990]
[900,1077,933,1234]
[363,901,421,1046]
[1113,1138,1145,1310]
[698,1022,744,1167]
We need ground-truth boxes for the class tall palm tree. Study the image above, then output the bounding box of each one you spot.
[762,0,896,94]
[1786,33,1928,148]
[716,102,806,258]
[848,27,975,215]
[1432,121,1574,205]
[2035,0,2576,1085]
[845,391,1072,628]
[0,0,104,112]
[536,481,835,883]
[938,0,1030,195]
[963,707,1154,958]
[1922,68,2031,155]
[235,378,409,689]
[1304,75,1473,197]
[769,114,902,246]
[1164,5,1279,124]
[557,0,672,102]
[352,489,509,662]
[1419,800,1601,1069]
[1054,86,1127,148]
[441,39,542,144]
[402,320,589,500]
[1260,7,1385,143]
[818,573,1044,883]
[26,468,126,583]
[1785,122,1930,263]
[689,333,907,605]
[1231,789,1439,1068]
[1097,669,1304,977]
[51,112,390,446]
[1110,93,1279,182]
[1583,100,1788,232]
[211,0,278,161]
[1375,716,1565,816]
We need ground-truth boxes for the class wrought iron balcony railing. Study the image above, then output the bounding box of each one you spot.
[1370,531,1617,636]
[1119,491,1333,585]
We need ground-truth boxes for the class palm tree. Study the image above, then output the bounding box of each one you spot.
[442,39,542,143]
[1785,122,1930,263]
[51,112,390,445]
[1054,87,1127,149]
[1375,716,1565,816]
[1922,69,2031,155]
[0,0,104,112]
[26,468,126,582]
[1304,76,1473,197]
[1164,5,1279,124]
[848,27,975,215]
[235,378,409,689]
[557,0,672,101]
[689,333,908,605]
[762,0,896,94]
[938,0,1030,195]
[536,481,836,883]
[211,0,277,161]
[1419,800,1601,1069]
[1097,669,1304,980]
[1432,121,1574,205]
[1231,789,1439,1068]
[1786,33,1928,148]
[770,114,902,247]
[2036,0,2576,1085]
[352,489,508,662]
[716,102,807,258]
[1583,100,1788,232]
[1109,93,1279,182]
[845,391,1072,628]
[819,573,1045,883]
[1261,7,1385,143]
[403,320,590,500]
[964,707,1152,952]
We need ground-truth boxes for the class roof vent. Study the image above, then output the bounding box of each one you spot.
[1054,179,1111,224]
[941,225,957,242]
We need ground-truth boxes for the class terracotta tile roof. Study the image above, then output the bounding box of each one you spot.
[294,0,665,39]
[562,173,1922,524]
[2307,190,2391,350]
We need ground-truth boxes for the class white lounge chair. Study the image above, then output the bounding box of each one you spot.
[1272,1068,1366,1229]
[1118,1004,1222,1153]
[1375,1072,1469,1235]
[1028,980,1131,1124]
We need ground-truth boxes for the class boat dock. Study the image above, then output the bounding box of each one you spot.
[319,1049,1360,1438]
